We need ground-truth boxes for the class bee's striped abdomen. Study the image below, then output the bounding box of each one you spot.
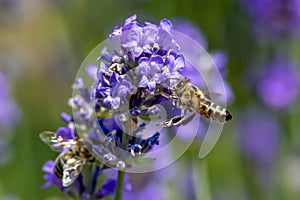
[197,98,232,122]
[54,153,68,179]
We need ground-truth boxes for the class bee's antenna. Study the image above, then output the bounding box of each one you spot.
[160,82,171,90]
[168,77,181,80]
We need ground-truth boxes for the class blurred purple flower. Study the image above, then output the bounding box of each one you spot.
[95,179,116,198]
[257,59,299,109]
[237,109,280,167]
[0,71,20,164]
[123,180,163,200]
[123,163,177,200]
[0,0,20,13]
[173,19,208,49]
[211,51,228,77]
[42,160,63,189]
[94,170,131,199]
[210,51,234,104]
[237,108,281,188]
[0,71,20,129]
[172,19,234,104]
[243,0,300,38]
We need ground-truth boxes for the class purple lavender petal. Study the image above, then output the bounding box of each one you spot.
[148,81,156,94]
[100,73,111,87]
[97,62,108,78]
[143,25,159,44]
[157,29,173,50]
[167,49,178,57]
[56,127,75,139]
[138,76,149,88]
[86,65,99,81]
[120,25,143,48]
[149,55,164,66]
[100,47,112,63]
[95,87,111,98]
[174,55,185,71]
[121,36,138,48]
[117,84,130,97]
[109,72,121,87]
[42,160,63,189]
[60,112,72,123]
[165,53,175,68]
[148,56,163,76]
[132,46,144,58]
[136,58,149,76]
[110,97,120,109]
[103,96,112,108]
[152,70,169,84]
[95,179,116,199]
[138,57,149,64]
[109,26,122,38]
[122,21,143,34]
[160,19,173,31]
[124,14,137,26]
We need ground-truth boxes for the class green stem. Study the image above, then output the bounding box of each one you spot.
[114,170,125,200]
[85,163,94,195]
[114,120,131,200]
[193,158,211,200]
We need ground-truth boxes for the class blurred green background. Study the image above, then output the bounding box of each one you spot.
[1,0,300,200]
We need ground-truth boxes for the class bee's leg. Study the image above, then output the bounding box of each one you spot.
[157,83,177,99]
[178,112,196,126]
[159,91,178,100]
[156,115,183,127]
[156,109,194,127]
[171,109,189,126]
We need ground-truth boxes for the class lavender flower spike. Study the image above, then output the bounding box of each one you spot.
[40,14,232,200]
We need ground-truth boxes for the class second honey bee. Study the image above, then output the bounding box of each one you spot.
[158,77,232,127]
[40,131,95,187]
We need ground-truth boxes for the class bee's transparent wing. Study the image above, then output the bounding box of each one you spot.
[201,91,221,100]
[199,122,224,159]
[40,131,76,152]
[62,157,85,187]
[39,131,65,152]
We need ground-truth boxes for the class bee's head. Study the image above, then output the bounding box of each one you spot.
[174,77,189,90]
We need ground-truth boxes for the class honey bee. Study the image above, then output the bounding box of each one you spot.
[40,131,95,187]
[158,77,232,127]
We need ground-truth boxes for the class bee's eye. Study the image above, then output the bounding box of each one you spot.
[176,81,185,89]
